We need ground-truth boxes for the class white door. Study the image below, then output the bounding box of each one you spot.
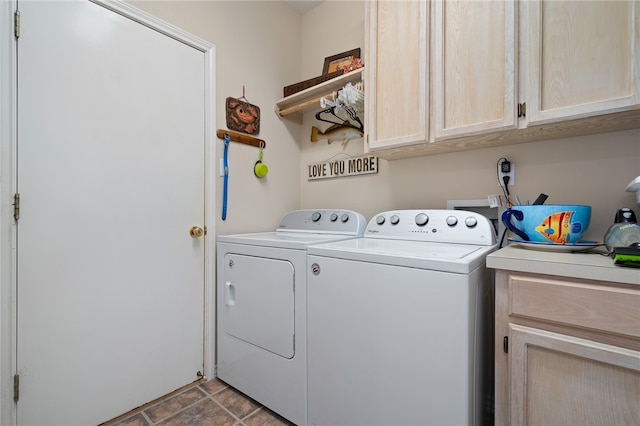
[16,1,211,424]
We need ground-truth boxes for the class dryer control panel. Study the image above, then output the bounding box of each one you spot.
[366,209,496,246]
[277,209,366,236]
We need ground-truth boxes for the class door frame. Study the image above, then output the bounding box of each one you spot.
[0,1,216,423]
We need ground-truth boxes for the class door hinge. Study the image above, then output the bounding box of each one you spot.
[13,193,20,221]
[14,10,20,39]
[503,336,509,353]
[517,102,526,118]
[13,374,19,402]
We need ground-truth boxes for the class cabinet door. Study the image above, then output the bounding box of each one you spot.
[432,0,517,141]
[525,0,640,125]
[365,0,429,151]
[509,324,640,425]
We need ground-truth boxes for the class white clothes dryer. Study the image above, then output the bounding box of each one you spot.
[306,210,497,426]
[216,209,366,426]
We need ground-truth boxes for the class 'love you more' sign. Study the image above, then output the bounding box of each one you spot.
[308,156,378,180]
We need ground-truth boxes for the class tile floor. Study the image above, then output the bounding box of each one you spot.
[102,379,295,426]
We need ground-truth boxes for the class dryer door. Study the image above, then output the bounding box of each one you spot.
[222,254,295,358]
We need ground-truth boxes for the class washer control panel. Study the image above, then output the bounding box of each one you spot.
[366,210,496,245]
[277,209,366,236]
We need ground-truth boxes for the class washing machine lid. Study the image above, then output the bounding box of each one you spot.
[307,238,497,273]
[218,231,360,250]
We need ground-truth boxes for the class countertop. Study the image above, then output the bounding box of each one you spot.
[486,244,640,286]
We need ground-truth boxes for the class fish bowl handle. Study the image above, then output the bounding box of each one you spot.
[501,209,530,241]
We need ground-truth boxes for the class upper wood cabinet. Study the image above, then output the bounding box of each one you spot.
[364,0,640,160]
[365,0,517,152]
[364,0,429,151]
[432,0,517,141]
[524,0,640,125]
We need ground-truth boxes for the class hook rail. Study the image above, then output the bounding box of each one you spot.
[216,129,266,148]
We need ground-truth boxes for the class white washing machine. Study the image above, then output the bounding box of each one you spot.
[307,210,497,426]
[216,209,366,426]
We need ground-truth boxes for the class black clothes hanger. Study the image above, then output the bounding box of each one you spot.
[343,106,364,132]
[315,106,363,132]
[315,107,344,126]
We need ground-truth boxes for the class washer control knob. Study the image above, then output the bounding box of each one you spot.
[376,215,385,225]
[311,211,322,222]
[465,216,478,228]
[330,213,338,222]
[341,213,350,223]
[446,216,458,226]
[390,215,400,225]
[415,213,429,227]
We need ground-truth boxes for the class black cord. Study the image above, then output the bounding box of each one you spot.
[496,157,511,206]
[502,176,511,197]
[496,157,511,247]
[499,226,508,248]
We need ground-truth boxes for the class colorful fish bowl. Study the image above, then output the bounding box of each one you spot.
[502,205,591,244]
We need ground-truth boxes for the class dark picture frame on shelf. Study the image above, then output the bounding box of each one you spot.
[322,48,361,75]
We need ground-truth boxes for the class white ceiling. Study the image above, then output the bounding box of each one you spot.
[284,1,325,14]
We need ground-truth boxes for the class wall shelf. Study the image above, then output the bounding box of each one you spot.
[274,68,364,120]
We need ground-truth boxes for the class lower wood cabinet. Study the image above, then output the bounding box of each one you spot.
[494,270,640,425]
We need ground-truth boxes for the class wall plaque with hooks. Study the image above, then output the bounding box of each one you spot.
[216,129,266,148]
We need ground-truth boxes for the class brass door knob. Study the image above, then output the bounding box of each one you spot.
[189,226,205,238]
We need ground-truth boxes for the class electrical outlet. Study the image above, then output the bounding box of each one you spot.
[498,160,515,186]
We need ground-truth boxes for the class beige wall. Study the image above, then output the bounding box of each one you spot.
[130,0,304,235]
[299,1,640,243]
[301,129,640,242]
[132,0,640,243]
